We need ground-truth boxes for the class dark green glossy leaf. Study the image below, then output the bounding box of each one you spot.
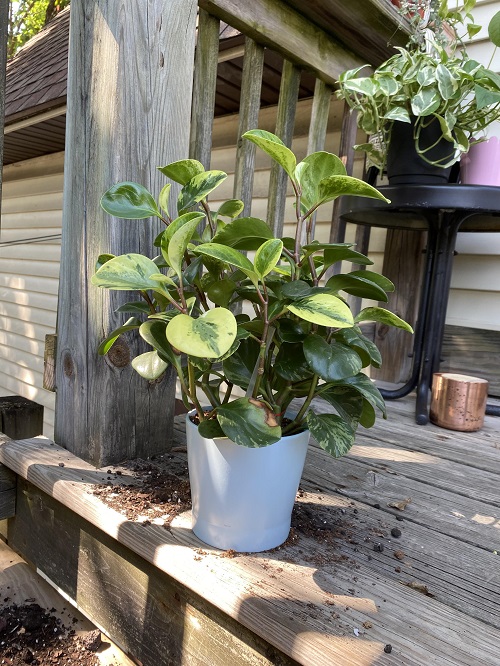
[303,334,362,381]
[115,301,151,315]
[217,398,281,448]
[212,217,273,250]
[350,270,394,292]
[178,171,227,214]
[323,247,373,267]
[222,338,260,389]
[306,411,356,458]
[207,279,237,307]
[281,280,312,300]
[277,319,307,343]
[131,351,168,380]
[336,328,382,369]
[95,254,115,270]
[101,182,161,219]
[195,242,257,282]
[98,317,141,355]
[336,373,386,417]
[274,342,313,382]
[198,418,226,439]
[326,273,389,302]
[320,386,364,427]
[359,399,376,428]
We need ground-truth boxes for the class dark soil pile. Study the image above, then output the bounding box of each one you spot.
[0,603,101,665]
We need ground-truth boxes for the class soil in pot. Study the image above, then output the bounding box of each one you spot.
[387,118,454,185]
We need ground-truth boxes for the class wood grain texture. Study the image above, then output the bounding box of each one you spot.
[198,0,365,84]
[43,333,57,391]
[189,9,220,168]
[372,229,427,383]
[54,0,197,465]
[267,59,301,236]
[2,394,500,665]
[0,0,7,219]
[233,38,264,215]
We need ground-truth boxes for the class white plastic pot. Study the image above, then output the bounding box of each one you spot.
[185,413,310,552]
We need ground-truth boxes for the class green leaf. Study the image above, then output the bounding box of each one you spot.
[355,307,413,333]
[195,242,257,282]
[323,247,373,267]
[243,129,297,179]
[254,239,283,279]
[115,301,152,315]
[198,418,226,439]
[95,253,115,270]
[274,343,314,382]
[280,280,312,300]
[207,279,237,307]
[336,328,382,369]
[217,199,245,219]
[320,386,364,427]
[131,351,168,380]
[306,411,356,458]
[97,317,142,355]
[296,151,346,211]
[139,320,178,365]
[168,216,203,277]
[489,10,500,47]
[436,64,458,100]
[217,398,281,448]
[166,308,237,358]
[337,373,386,417]
[91,254,161,291]
[359,399,376,428]
[158,159,205,185]
[317,176,390,206]
[160,212,205,265]
[101,182,162,219]
[326,273,389,302]
[411,88,440,117]
[277,319,307,343]
[212,217,273,250]
[303,334,362,381]
[287,293,354,328]
[475,84,500,111]
[178,171,227,214]
[384,106,411,123]
[158,183,171,217]
[222,338,260,389]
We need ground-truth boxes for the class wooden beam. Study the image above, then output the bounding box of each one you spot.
[55,0,198,465]
[267,59,301,236]
[0,0,8,231]
[198,0,365,85]
[233,37,264,215]
[43,333,57,391]
[190,9,220,168]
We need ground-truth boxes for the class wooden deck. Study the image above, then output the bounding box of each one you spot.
[1,395,499,665]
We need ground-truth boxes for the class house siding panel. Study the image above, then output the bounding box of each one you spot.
[0,154,64,438]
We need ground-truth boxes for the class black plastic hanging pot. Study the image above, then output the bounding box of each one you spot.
[386,118,454,185]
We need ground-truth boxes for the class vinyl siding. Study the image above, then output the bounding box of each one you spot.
[0,152,64,437]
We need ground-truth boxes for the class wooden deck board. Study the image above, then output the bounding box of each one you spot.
[1,396,500,665]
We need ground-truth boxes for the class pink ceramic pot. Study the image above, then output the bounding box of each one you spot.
[461,137,500,186]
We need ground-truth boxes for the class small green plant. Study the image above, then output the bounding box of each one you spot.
[337,1,500,169]
[92,130,412,456]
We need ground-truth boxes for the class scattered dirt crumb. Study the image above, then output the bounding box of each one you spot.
[402,581,435,597]
[0,603,100,665]
[394,550,405,560]
[388,498,412,511]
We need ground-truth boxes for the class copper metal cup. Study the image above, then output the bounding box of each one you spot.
[430,372,488,432]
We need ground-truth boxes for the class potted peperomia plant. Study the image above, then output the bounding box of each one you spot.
[337,1,500,184]
[92,130,412,552]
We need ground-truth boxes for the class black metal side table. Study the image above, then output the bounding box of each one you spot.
[341,185,500,424]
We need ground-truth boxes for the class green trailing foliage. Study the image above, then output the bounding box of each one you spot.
[337,1,500,170]
[92,130,412,456]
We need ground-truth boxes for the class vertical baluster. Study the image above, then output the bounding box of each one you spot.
[233,37,265,215]
[267,60,301,237]
[190,9,220,168]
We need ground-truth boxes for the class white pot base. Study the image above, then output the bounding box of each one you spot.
[192,520,291,553]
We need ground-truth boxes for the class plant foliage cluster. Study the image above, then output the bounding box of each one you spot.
[92,131,412,456]
[8,0,69,57]
[337,0,500,169]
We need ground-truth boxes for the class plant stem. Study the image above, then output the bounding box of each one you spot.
[201,200,216,236]
[282,374,319,434]
[141,291,157,314]
[187,360,204,419]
